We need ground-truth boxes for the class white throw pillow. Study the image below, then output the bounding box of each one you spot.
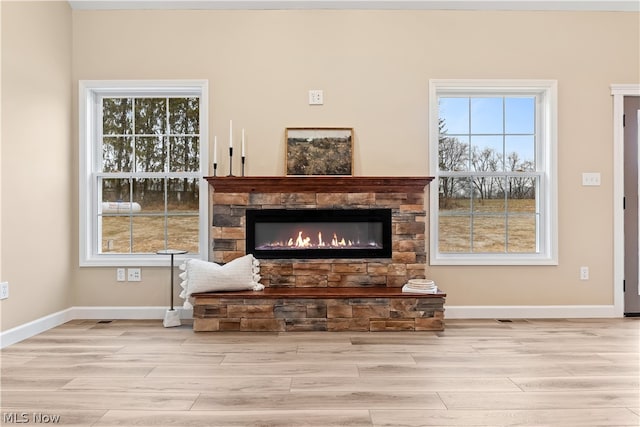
[178,255,263,308]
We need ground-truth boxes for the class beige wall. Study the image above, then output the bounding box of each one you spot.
[71,9,639,308]
[1,1,73,331]
[2,6,639,332]
[0,1,3,286]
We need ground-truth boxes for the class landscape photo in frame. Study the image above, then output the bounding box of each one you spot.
[285,127,354,175]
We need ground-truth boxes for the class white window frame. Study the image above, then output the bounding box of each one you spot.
[79,80,209,267]
[429,79,558,265]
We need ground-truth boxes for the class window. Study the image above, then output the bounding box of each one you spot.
[429,80,557,265]
[80,81,208,266]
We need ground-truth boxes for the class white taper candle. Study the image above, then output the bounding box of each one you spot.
[242,129,245,156]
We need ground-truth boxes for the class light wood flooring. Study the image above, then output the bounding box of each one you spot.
[1,318,638,426]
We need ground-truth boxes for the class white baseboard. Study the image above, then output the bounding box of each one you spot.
[444,305,618,319]
[72,306,193,320]
[1,304,618,348]
[0,306,193,349]
[0,308,75,348]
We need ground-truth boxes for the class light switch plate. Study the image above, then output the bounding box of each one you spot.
[582,172,601,186]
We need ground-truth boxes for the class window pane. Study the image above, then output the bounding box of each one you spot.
[101,178,131,205]
[439,177,471,213]
[439,216,471,253]
[169,136,199,172]
[506,136,535,170]
[135,98,166,135]
[439,135,469,172]
[169,97,199,135]
[470,97,503,134]
[507,177,537,209]
[507,215,538,253]
[135,136,165,172]
[505,97,535,134]
[439,97,469,134]
[168,216,199,253]
[132,216,165,253]
[473,177,505,213]
[168,178,199,212]
[470,135,503,172]
[101,216,131,253]
[102,98,132,135]
[472,216,506,253]
[133,178,164,214]
[507,177,537,253]
[102,137,132,172]
[439,177,471,252]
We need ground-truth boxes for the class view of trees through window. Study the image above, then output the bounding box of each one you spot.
[99,96,201,254]
[438,96,539,253]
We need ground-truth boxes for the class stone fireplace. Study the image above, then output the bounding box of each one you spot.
[207,176,432,289]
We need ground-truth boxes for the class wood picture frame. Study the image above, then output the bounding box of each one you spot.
[285,127,354,176]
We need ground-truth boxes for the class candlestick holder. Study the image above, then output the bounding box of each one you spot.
[227,147,234,177]
[241,156,246,177]
[213,162,218,177]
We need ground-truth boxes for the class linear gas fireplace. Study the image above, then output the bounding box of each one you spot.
[246,208,392,259]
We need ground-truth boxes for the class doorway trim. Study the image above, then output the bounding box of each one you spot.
[612,84,640,317]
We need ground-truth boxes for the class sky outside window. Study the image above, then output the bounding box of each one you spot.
[439,96,536,169]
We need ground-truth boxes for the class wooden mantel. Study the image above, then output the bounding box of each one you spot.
[204,176,433,193]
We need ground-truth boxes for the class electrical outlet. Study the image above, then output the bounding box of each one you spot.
[0,282,8,300]
[128,268,141,282]
[580,266,589,281]
[308,89,323,105]
[116,268,126,282]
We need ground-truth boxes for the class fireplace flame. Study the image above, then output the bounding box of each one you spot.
[281,229,354,248]
[294,231,312,247]
[330,233,349,247]
[257,229,382,251]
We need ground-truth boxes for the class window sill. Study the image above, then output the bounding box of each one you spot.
[80,253,203,268]
[430,253,558,266]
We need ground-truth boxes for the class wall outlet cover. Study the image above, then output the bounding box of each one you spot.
[127,268,141,282]
[0,282,9,300]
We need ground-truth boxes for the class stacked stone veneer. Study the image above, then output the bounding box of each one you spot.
[211,191,427,287]
[197,176,443,332]
[192,293,445,332]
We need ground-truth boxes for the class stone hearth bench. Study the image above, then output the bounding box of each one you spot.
[191,286,446,332]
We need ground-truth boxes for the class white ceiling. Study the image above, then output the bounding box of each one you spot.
[67,0,640,12]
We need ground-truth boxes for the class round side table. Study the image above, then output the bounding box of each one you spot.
[157,249,188,328]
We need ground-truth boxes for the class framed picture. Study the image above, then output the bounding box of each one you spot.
[285,127,354,175]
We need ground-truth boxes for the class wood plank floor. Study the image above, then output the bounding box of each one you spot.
[1,318,638,426]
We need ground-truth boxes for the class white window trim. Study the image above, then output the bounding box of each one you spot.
[79,80,209,267]
[428,79,558,266]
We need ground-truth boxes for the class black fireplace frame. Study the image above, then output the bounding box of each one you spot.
[246,208,392,259]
